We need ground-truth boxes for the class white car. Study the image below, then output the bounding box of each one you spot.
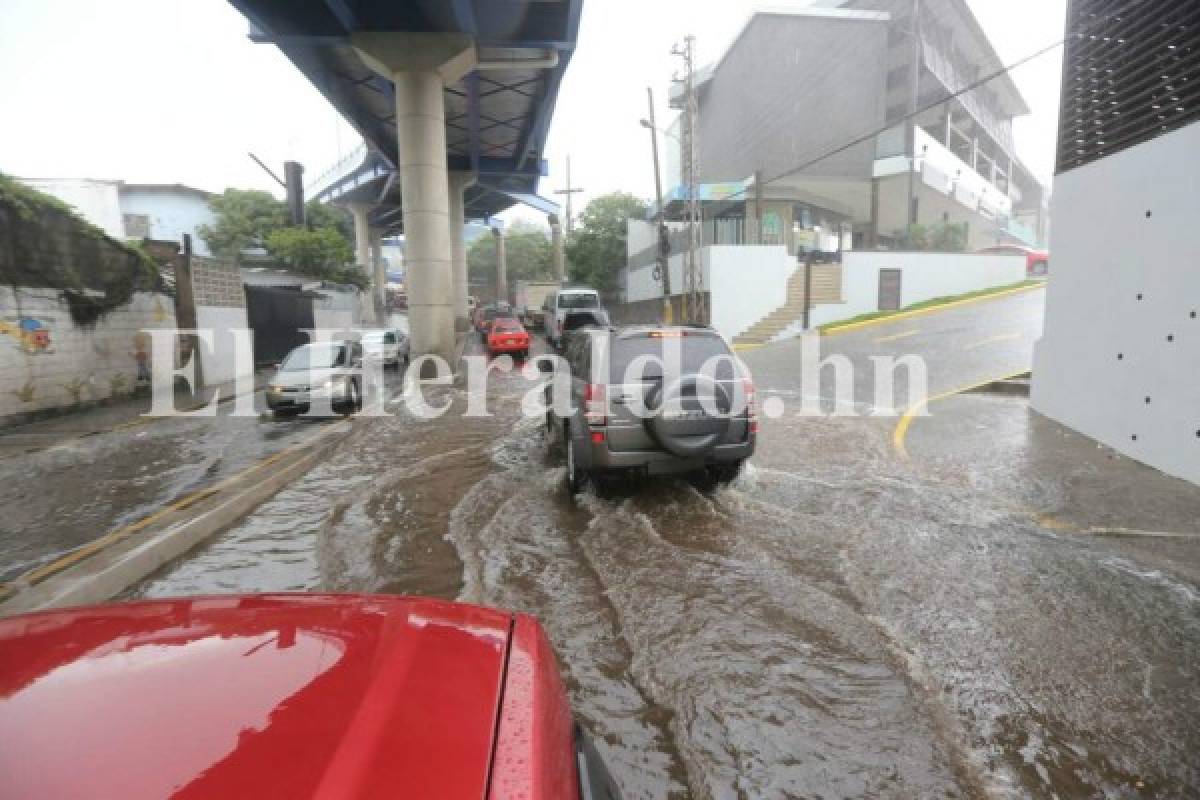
[542,287,603,349]
[361,329,409,367]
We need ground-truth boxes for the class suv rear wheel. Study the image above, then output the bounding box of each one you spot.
[566,433,588,495]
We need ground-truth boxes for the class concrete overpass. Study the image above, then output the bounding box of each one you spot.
[230,0,582,361]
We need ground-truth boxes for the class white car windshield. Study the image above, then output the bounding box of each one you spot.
[280,343,344,371]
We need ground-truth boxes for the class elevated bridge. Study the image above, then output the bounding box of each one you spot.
[229,0,583,359]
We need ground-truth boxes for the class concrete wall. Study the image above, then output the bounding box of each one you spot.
[708,245,794,340]
[697,12,889,184]
[800,251,1026,330]
[119,187,216,257]
[0,288,175,423]
[188,257,250,388]
[1033,122,1200,485]
[313,288,364,333]
[622,244,794,342]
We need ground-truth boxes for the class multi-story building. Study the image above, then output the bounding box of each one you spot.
[661,0,1048,255]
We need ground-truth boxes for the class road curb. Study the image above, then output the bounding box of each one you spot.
[0,420,351,616]
[820,281,1045,337]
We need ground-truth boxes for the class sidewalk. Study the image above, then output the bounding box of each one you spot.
[0,370,270,458]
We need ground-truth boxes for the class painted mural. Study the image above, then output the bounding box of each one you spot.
[0,317,54,354]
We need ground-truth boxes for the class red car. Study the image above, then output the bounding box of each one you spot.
[0,594,621,800]
[487,317,531,359]
[978,244,1049,276]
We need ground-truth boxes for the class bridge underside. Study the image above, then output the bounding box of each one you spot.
[229,0,581,358]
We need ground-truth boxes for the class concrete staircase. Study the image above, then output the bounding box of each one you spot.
[733,263,843,346]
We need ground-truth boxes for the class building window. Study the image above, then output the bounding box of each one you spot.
[123,213,150,238]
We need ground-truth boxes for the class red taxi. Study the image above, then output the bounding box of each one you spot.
[0,594,621,800]
[487,317,531,359]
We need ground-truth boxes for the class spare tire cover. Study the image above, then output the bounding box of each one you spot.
[645,375,732,458]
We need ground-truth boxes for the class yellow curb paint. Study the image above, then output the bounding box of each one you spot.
[13,420,346,589]
[892,369,1030,460]
[965,332,1022,350]
[874,329,921,344]
[822,282,1045,337]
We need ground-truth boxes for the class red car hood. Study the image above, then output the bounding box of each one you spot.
[0,594,513,800]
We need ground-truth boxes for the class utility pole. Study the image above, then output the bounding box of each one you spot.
[553,156,584,237]
[906,0,921,244]
[642,87,673,325]
[671,34,701,324]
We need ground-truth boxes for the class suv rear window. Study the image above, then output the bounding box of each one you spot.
[608,332,736,383]
[558,292,599,310]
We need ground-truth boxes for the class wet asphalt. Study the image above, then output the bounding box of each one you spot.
[119,289,1200,799]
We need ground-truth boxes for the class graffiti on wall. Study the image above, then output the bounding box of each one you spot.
[0,317,53,354]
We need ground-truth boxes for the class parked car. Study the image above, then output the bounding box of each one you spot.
[487,316,531,359]
[361,328,409,367]
[476,303,513,336]
[265,339,363,416]
[544,325,756,493]
[543,287,602,349]
[978,244,1049,276]
[0,594,623,800]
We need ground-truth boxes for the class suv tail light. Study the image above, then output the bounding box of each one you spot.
[743,377,758,434]
[584,383,606,427]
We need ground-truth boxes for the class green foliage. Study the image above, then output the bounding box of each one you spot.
[305,200,353,242]
[468,221,554,295]
[565,192,647,292]
[199,189,359,271]
[0,171,161,326]
[264,226,365,288]
[198,188,289,258]
[929,221,969,252]
[892,221,969,252]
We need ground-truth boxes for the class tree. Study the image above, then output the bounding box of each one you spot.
[565,192,647,293]
[305,200,353,243]
[199,190,356,261]
[264,226,365,288]
[467,220,554,296]
[198,189,288,258]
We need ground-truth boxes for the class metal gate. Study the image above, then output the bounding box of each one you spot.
[878,269,902,311]
[245,285,315,365]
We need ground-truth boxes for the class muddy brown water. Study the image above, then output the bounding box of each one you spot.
[133,353,1200,799]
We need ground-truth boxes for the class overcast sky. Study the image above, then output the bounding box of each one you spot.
[0,0,1066,226]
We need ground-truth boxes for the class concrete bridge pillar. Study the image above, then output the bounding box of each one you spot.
[346,202,372,278]
[549,213,565,282]
[353,33,476,366]
[369,226,386,321]
[448,171,476,331]
[491,225,507,305]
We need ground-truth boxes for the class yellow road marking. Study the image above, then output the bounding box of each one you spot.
[9,420,346,592]
[823,282,1045,337]
[733,343,764,352]
[874,329,921,344]
[965,332,1022,350]
[892,369,1029,460]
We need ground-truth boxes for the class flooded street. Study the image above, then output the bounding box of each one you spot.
[127,331,1200,800]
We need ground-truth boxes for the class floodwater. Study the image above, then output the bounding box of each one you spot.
[133,342,1200,799]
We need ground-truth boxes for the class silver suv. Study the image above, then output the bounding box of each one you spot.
[544,326,756,492]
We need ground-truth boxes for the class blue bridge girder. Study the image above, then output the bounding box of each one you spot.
[229,0,583,231]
